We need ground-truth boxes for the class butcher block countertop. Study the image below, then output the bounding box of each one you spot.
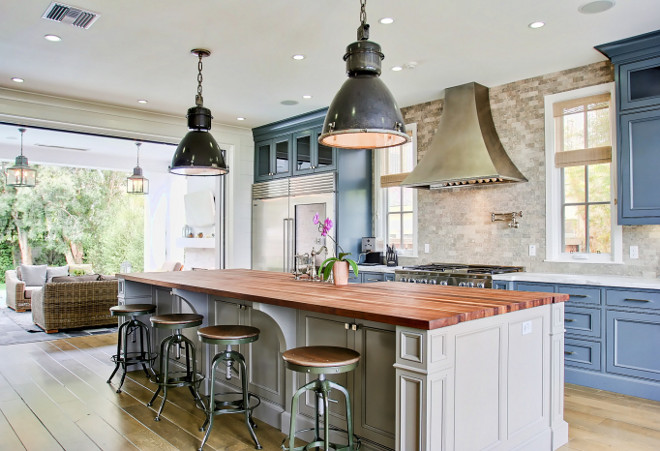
[121,269,568,330]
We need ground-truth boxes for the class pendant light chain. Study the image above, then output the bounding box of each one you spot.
[196,53,204,106]
[360,0,367,26]
[136,142,141,167]
[19,128,25,156]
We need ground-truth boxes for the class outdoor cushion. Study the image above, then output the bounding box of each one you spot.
[19,264,48,286]
[51,274,100,283]
[24,286,40,299]
[46,265,69,282]
[99,274,117,280]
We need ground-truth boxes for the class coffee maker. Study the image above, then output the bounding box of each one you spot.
[361,237,381,265]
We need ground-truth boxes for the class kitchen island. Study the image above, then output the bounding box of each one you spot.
[119,269,568,450]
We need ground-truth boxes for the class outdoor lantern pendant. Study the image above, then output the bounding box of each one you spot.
[127,142,149,194]
[319,0,409,150]
[5,128,37,187]
[169,49,229,176]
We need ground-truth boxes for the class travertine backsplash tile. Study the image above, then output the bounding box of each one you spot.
[395,61,660,278]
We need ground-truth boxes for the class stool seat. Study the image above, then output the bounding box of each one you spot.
[282,346,360,369]
[151,313,203,327]
[198,325,260,342]
[110,304,156,316]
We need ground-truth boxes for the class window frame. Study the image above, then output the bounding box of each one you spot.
[544,83,622,264]
[374,123,418,258]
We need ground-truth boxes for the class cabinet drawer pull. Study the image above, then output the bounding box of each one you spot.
[624,298,651,303]
[570,294,588,298]
[564,319,575,323]
[564,351,575,355]
[366,278,380,282]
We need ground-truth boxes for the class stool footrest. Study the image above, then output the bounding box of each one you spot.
[204,391,261,415]
[281,426,361,451]
[111,351,157,366]
[150,371,204,388]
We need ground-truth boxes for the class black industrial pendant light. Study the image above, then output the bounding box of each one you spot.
[5,128,37,187]
[127,142,149,194]
[319,0,410,150]
[169,49,229,176]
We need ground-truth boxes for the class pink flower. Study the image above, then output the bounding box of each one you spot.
[313,213,320,225]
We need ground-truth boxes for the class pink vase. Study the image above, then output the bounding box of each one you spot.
[333,260,349,286]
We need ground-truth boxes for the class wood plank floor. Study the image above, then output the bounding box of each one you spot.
[0,334,658,450]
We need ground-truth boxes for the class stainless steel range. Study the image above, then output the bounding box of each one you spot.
[395,263,524,288]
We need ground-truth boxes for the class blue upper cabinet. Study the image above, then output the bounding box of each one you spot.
[254,109,337,182]
[254,135,292,182]
[292,127,336,176]
[596,30,660,224]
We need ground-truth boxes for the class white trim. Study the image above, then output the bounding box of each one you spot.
[544,83,622,264]
[374,123,418,257]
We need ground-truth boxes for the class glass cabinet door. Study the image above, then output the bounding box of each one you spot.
[255,141,272,180]
[274,138,291,177]
[294,132,312,172]
[620,55,660,110]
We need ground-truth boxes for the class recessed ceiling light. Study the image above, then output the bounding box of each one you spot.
[379,17,394,25]
[578,0,615,14]
[281,100,298,106]
[11,77,24,83]
[528,21,545,29]
[44,34,61,42]
[292,54,305,61]
[237,117,246,121]
[302,95,312,99]
[137,99,148,104]
[391,66,403,72]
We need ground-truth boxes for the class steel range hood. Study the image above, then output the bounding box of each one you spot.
[401,82,527,189]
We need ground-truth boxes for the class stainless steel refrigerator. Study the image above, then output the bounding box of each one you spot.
[252,173,335,272]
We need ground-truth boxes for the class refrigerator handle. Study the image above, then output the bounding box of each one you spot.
[288,218,295,272]
[283,218,289,272]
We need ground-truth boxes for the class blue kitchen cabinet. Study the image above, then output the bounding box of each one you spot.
[511,280,660,401]
[292,127,336,176]
[254,135,292,182]
[596,30,660,224]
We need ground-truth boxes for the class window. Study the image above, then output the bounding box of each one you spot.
[374,123,417,257]
[544,84,622,263]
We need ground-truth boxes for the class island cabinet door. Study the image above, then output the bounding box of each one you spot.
[352,320,396,449]
[296,311,353,427]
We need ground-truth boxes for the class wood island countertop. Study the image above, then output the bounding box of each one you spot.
[121,269,568,330]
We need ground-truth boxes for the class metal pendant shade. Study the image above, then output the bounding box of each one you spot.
[319,1,409,150]
[127,142,149,194]
[5,128,36,187]
[169,49,229,176]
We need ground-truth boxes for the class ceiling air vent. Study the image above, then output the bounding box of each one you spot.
[42,2,100,29]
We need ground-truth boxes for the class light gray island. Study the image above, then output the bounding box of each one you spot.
[119,269,569,451]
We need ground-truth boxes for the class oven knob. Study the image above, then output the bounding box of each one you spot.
[467,281,475,288]
[400,277,407,282]
[440,280,448,286]
[458,282,466,287]
[411,278,418,283]
[429,280,437,285]
[477,282,485,288]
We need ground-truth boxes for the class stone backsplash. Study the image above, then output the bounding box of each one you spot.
[396,61,660,279]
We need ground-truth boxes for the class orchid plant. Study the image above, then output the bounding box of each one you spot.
[313,213,359,281]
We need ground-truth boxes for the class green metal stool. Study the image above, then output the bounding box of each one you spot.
[282,345,361,451]
[107,303,157,393]
[197,325,262,450]
[148,313,205,421]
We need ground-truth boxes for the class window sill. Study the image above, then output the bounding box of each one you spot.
[544,257,623,265]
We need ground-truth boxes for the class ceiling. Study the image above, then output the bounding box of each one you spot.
[1,0,658,132]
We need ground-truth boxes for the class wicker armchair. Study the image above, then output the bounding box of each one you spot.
[5,269,33,312]
[31,279,119,333]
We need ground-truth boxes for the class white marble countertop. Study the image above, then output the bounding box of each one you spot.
[492,272,660,290]
[357,265,401,274]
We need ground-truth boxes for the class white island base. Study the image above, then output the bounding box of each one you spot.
[119,275,568,451]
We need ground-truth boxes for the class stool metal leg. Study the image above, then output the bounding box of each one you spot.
[236,351,262,449]
[199,353,218,450]
[107,319,129,385]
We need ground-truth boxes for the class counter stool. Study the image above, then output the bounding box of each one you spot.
[148,313,205,421]
[107,303,157,393]
[197,325,262,450]
[282,346,361,451]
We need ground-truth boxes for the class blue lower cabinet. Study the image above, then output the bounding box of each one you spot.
[348,272,361,284]
[362,272,385,283]
[384,273,394,282]
[492,281,509,290]
[606,310,660,382]
[565,306,601,338]
[513,280,660,401]
[565,338,601,371]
